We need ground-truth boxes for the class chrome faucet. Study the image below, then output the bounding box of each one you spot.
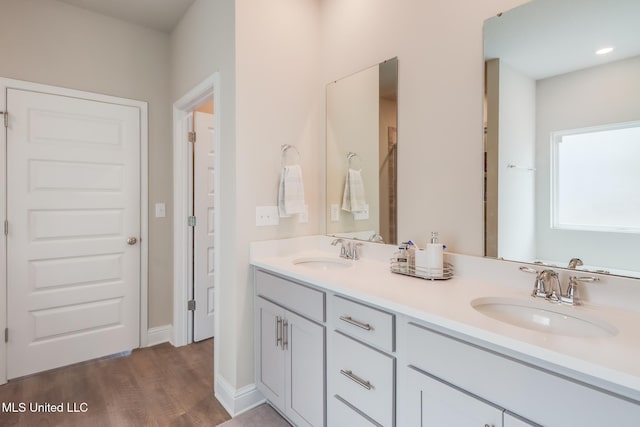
[331,238,363,260]
[521,266,599,305]
[531,269,560,299]
[568,258,584,269]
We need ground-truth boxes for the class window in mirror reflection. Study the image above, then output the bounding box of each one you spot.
[552,122,640,233]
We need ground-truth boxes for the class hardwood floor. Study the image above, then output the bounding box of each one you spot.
[0,339,231,426]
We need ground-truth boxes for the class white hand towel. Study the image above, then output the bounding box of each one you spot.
[278,164,305,217]
[342,168,366,212]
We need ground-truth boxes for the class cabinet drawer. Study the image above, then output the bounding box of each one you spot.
[329,395,380,427]
[256,269,325,323]
[406,322,640,427]
[332,331,395,427]
[333,295,395,352]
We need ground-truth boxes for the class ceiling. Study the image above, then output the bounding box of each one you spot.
[56,0,196,33]
[484,0,640,80]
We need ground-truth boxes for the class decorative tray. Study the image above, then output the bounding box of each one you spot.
[390,260,454,281]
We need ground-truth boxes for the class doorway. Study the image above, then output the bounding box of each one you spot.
[172,74,221,349]
[191,106,216,342]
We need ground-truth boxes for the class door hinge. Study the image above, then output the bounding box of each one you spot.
[0,111,7,128]
[3,220,7,236]
[187,216,196,227]
[188,300,196,311]
[4,328,8,343]
[188,131,196,143]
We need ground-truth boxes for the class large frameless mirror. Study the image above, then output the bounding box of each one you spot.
[484,0,640,278]
[326,57,398,244]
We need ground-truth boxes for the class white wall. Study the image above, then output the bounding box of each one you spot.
[498,62,536,261]
[319,0,530,251]
[234,0,322,389]
[0,0,172,328]
[536,56,640,271]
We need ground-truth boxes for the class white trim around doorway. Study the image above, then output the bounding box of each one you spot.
[172,73,221,352]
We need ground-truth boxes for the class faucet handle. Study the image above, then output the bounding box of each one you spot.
[331,238,344,246]
[562,275,600,305]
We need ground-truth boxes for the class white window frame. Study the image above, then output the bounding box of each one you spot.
[550,121,640,234]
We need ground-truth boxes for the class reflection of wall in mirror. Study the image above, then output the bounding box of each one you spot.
[486,58,536,263]
[326,65,380,237]
[535,55,640,272]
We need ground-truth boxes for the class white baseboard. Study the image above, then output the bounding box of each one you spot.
[146,325,173,347]
[215,375,265,417]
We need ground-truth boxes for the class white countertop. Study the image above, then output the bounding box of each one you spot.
[250,236,640,402]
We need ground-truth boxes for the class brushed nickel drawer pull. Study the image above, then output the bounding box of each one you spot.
[339,315,372,331]
[283,319,289,350]
[340,369,373,390]
[276,316,283,348]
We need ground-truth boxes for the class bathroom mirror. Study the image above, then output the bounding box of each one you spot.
[326,58,398,244]
[484,0,640,278]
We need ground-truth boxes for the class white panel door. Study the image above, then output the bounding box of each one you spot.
[6,88,140,379]
[193,111,215,342]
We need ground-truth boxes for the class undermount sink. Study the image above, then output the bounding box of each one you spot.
[292,257,352,270]
[471,297,618,338]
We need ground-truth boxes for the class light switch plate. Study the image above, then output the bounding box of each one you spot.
[256,206,279,226]
[155,202,166,218]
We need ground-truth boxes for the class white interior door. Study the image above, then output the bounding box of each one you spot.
[6,88,141,379]
[193,111,215,341]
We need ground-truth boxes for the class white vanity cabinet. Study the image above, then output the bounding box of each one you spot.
[254,270,326,427]
[328,295,396,427]
[403,321,640,427]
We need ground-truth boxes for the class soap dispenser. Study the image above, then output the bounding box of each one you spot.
[426,232,444,278]
[395,243,409,273]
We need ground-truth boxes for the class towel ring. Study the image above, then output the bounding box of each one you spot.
[281,144,301,168]
[347,152,362,170]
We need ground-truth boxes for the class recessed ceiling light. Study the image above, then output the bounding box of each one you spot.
[596,47,614,55]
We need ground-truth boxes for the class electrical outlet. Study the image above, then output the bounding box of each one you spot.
[256,206,279,226]
[353,204,369,221]
[331,204,340,222]
[298,205,309,223]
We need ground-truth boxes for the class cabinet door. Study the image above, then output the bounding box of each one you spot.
[504,412,538,427]
[256,297,286,409]
[406,367,503,427]
[285,310,326,427]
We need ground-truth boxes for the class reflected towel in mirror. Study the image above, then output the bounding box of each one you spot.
[342,168,367,212]
[278,164,306,217]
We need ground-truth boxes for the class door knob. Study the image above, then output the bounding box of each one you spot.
[127,237,138,245]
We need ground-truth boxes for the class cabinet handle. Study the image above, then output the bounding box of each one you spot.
[276,316,283,348]
[340,369,372,390]
[339,316,372,331]
[283,320,288,350]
